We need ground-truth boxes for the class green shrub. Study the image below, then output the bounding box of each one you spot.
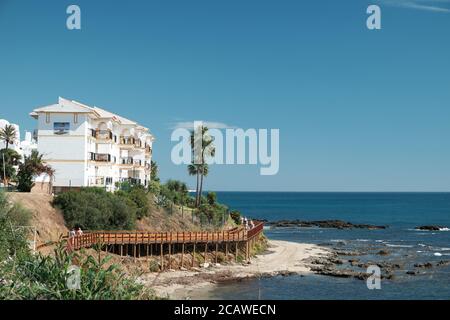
[0,244,156,300]
[117,186,149,219]
[230,210,241,225]
[7,202,32,226]
[0,192,31,262]
[53,188,136,230]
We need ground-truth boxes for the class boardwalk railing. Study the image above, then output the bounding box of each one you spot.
[67,221,264,251]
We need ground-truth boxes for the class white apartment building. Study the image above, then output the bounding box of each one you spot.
[30,97,154,192]
[0,119,37,158]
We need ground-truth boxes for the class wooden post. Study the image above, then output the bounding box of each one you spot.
[181,243,185,269]
[150,243,153,257]
[160,243,164,271]
[246,241,250,261]
[120,244,123,257]
[192,243,196,267]
[168,242,172,269]
[133,244,137,261]
[225,242,229,257]
[204,242,208,264]
[215,243,218,264]
[138,244,141,259]
[235,242,239,262]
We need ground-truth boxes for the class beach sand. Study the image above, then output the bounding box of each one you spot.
[138,240,330,299]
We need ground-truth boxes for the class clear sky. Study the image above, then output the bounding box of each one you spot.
[1,0,449,191]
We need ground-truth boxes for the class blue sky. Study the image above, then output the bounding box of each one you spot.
[1,0,450,191]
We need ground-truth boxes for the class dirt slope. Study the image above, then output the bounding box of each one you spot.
[8,193,68,247]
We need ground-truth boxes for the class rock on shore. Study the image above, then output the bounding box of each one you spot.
[266,219,386,230]
[415,225,448,231]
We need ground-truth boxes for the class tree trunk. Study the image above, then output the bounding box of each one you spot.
[198,172,204,207]
[195,171,200,207]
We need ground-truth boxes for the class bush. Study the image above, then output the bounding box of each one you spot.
[53,188,136,230]
[0,192,31,262]
[7,202,32,226]
[0,243,156,300]
[117,186,149,219]
[230,210,241,225]
[147,180,160,195]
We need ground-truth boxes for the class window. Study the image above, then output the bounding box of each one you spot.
[45,113,50,123]
[74,113,78,124]
[53,122,70,135]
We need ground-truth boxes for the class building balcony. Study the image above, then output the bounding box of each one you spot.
[134,159,143,167]
[89,152,111,162]
[145,145,152,155]
[121,157,134,165]
[119,136,135,146]
[90,129,113,141]
[119,177,143,186]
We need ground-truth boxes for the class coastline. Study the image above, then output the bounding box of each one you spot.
[138,240,331,299]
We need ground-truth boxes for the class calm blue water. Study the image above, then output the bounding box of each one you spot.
[208,192,450,300]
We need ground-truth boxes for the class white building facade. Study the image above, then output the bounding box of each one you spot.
[30,97,154,192]
[0,119,37,157]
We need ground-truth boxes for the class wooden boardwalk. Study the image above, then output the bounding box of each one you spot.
[66,221,265,269]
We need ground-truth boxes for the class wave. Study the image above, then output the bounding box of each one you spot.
[385,244,414,248]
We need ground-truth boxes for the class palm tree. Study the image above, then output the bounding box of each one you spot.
[188,125,215,207]
[0,124,17,150]
[188,163,200,206]
[198,163,209,206]
[17,150,54,193]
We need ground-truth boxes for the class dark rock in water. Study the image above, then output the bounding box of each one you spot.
[267,219,386,230]
[406,270,418,275]
[383,274,395,280]
[414,262,433,268]
[335,250,364,256]
[377,250,390,256]
[415,225,446,231]
[348,259,360,266]
[436,260,450,267]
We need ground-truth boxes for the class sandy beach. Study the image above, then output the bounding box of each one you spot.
[138,240,330,299]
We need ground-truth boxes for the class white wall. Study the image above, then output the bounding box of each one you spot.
[37,113,88,187]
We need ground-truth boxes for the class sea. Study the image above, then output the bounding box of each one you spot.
[205,192,450,300]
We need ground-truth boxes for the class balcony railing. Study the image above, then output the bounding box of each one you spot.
[119,177,142,185]
[134,159,143,166]
[88,176,113,187]
[120,136,135,145]
[121,157,134,165]
[90,129,113,140]
[89,152,111,162]
[145,145,152,155]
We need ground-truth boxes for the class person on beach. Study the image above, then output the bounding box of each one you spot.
[69,228,76,248]
[250,220,255,229]
[76,227,83,236]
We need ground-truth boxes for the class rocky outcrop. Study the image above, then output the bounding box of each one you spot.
[414,262,433,268]
[267,220,386,230]
[415,225,447,231]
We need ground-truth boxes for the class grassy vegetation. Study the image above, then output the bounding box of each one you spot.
[53,187,138,230]
[0,191,156,300]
